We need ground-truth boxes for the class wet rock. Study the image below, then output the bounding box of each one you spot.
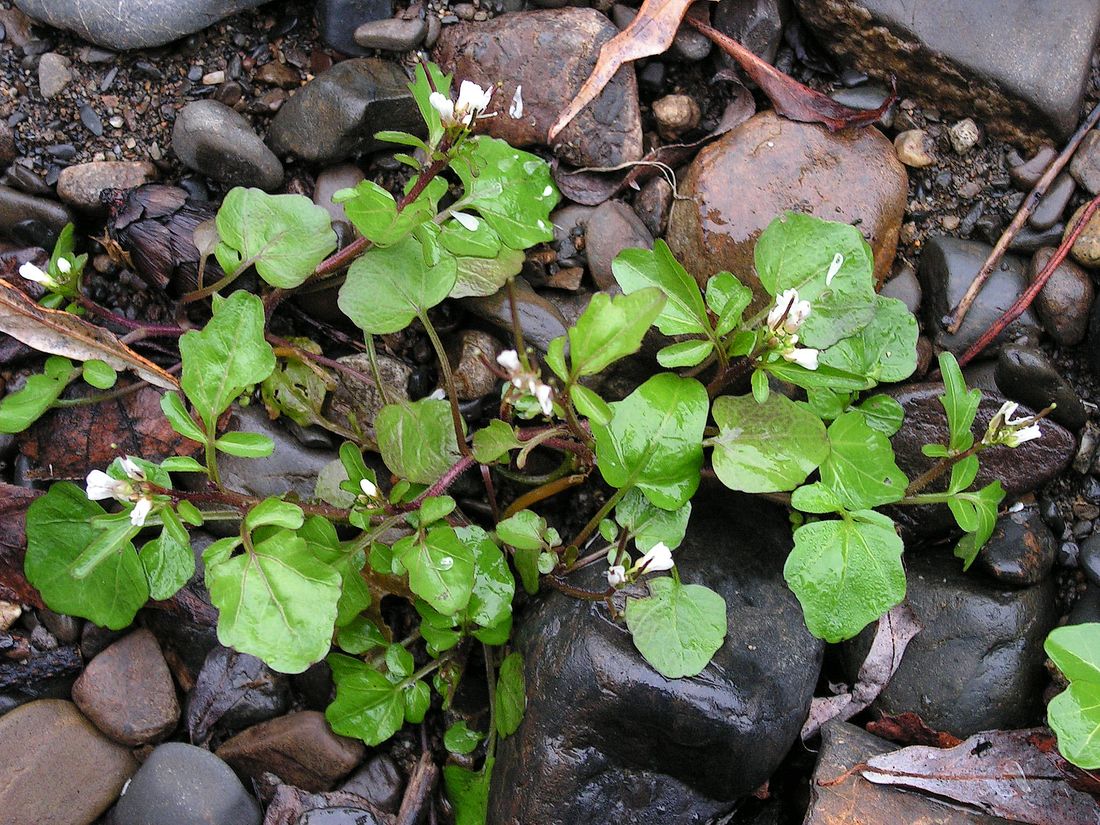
[976,505,1058,586]
[0,123,15,168]
[112,742,261,825]
[917,236,1041,355]
[1077,533,1100,586]
[804,721,1007,825]
[254,60,299,89]
[80,622,127,660]
[0,699,136,825]
[793,0,1100,146]
[268,58,419,164]
[1066,201,1100,268]
[317,0,394,56]
[842,548,1058,737]
[56,160,157,214]
[313,163,365,225]
[995,344,1086,431]
[712,0,787,64]
[354,16,428,51]
[634,176,673,237]
[893,129,935,167]
[72,629,179,746]
[881,265,921,315]
[1010,223,1064,253]
[339,754,405,813]
[584,200,653,291]
[1029,172,1074,231]
[947,118,980,154]
[667,111,907,304]
[488,490,823,824]
[216,710,365,792]
[1070,584,1100,625]
[887,383,1075,538]
[17,0,265,49]
[0,185,74,247]
[550,204,593,269]
[448,329,502,401]
[1029,246,1094,345]
[172,100,283,191]
[462,277,568,352]
[186,646,290,744]
[37,52,71,99]
[433,9,643,168]
[298,806,386,825]
[325,351,412,432]
[1069,128,1100,195]
[1010,145,1057,190]
[652,94,701,140]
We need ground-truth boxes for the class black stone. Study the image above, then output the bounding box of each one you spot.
[976,505,1058,586]
[315,0,395,56]
[1079,534,1100,586]
[994,344,1086,431]
[186,646,290,744]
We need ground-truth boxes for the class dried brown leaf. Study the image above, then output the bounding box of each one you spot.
[0,280,178,389]
[548,0,694,140]
[0,483,43,606]
[867,712,963,749]
[860,728,1100,824]
[688,17,896,131]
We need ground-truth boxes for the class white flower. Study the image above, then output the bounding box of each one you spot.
[825,253,844,286]
[982,401,1048,448]
[451,211,480,232]
[1005,423,1042,447]
[86,469,127,501]
[633,542,674,573]
[767,289,812,334]
[496,349,521,373]
[428,388,447,400]
[509,86,523,118]
[18,261,58,289]
[429,91,455,123]
[360,478,379,498]
[129,496,153,527]
[56,257,71,274]
[455,80,492,122]
[782,346,820,370]
[606,564,627,587]
[118,456,146,482]
[534,383,553,416]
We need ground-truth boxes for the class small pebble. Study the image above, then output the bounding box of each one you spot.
[894,129,935,167]
[948,118,980,154]
[78,103,103,136]
[1010,145,1056,190]
[202,70,226,86]
[652,94,700,140]
[1069,129,1100,195]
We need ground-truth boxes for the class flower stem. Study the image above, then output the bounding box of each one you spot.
[419,310,471,459]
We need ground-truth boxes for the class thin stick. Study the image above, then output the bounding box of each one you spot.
[945,101,1100,333]
[957,191,1100,367]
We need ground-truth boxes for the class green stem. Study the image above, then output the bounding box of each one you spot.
[396,657,444,690]
[484,644,498,755]
[365,334,391,407]
[904,444,982,496]
[570,486,628,550]
[204,428,222,487]
[420,311,471,458]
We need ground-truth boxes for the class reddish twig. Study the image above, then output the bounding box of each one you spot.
[957,191,1100,367]
[945,101,1100,333]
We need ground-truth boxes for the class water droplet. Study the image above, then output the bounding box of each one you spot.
[439,556,454,570]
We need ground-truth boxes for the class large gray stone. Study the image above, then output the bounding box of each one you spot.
[487,489,823,824]
[0,185,73,248]
[15,0,268,50]
[172,101,283,191]
[793,0,1100,146]
[267,59,420,165]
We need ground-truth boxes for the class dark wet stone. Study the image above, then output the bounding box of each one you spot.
[1009,223,1064,253]
[1028,172,1075,230]
[584,200,653,291]
[186,646,291,744]
[994,344,1086,431]
[1029,246,1094,346]
[462,277,568,352]
[842,547,1058,737]
[0,699,136,825]
[36,608,80,644]
[1069,128,1100,195]
[112,742,260,825]
[667,111,907,307]
[881,265,921,315]
[339,754,405,813]
[917,236,1041,355]
[887,382,1075,539]
[0,184,72,246]
[976,505,1058,586]
[353,16,427,51]
[172,100,283,191]
[299,807,385,825]
[72,629,179,746]
[15,0,268,50]
[143,603,219,685]
[794,0,1100,146]
[1080,533,1100,586]
[268,58,419,164]
[712,0,787,64]
[216,710,365,792]
[634,175,673,237]
[805,721,1008,825]
[1010,145,1057,190]
[316,0,394,55]
[433,9,643,168]
[1070,584,1100,624]
[487,489,823,824]
[78,102,104,136]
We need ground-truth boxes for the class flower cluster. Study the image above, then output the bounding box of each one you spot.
[20,258,68,291]
[85,457,155,526]
[496,349,554,417]
[606,542,675,588]
[764,288,819,370]
[981,401,1044,448]
[430,80,493,129]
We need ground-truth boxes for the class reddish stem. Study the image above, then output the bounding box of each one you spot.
[77,295,185,337]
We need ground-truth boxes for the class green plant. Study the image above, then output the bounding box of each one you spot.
[13,62,1060,806]
[1045,623,1100,769]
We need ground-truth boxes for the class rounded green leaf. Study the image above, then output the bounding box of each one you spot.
[1048,681,1100,769]
[326,653,405,746]
[820,413,908,510]
[81,359,117,390]
[376,398,463,485]
[495,652,526,737]
[624,577,727,679]
[394,526,475,616]
[710,393,829,493]
[612,241,710,336]
[444,721,484,755]
[1045,624,1100,685]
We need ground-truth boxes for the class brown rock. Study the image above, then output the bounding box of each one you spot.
[584,200,653,291]
[56,161,158,214]
[72,628,179,746]
[1069,128,1100,195]
[805,721,1010,824]
[433,9,643,168]
[1066,202,1100,268]
[448,329,502,401]
[1029,246,1094,345]
[893,128,936,167]
[0,122,15,168]
[216,710,365,791]
[254,60,300,89]
[666,111,907,305]
[0,699,136,825]
[652,94,701,140]
[325,351,411,431]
